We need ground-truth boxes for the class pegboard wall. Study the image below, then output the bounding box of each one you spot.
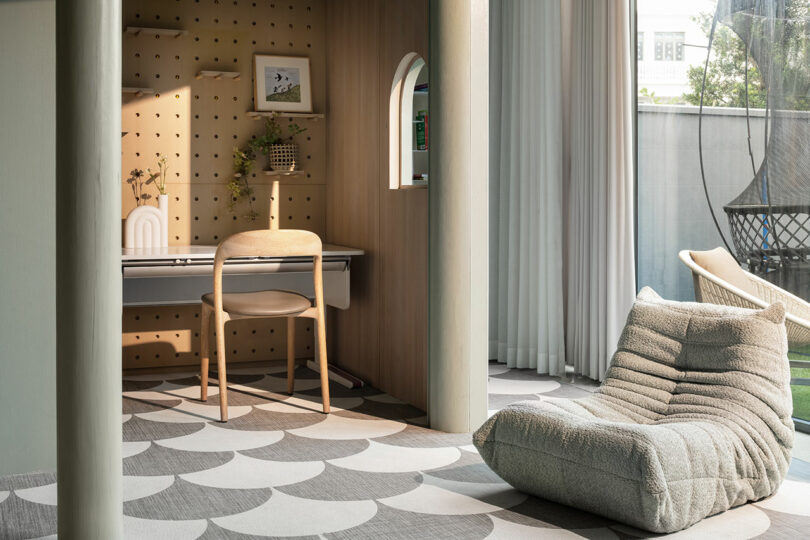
[123,305,314,370]
[122,0,326,369]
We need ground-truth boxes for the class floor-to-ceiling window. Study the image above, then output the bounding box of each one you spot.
[636,0,810,428]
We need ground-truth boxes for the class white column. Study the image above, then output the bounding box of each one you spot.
[56,0,123,537]
[428,0,489,433]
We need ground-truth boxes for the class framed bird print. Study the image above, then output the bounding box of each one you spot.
[253,55,313,113]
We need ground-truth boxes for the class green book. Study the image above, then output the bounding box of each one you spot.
[415,121,426,150]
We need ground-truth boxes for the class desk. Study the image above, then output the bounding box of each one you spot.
[122,244,364,309]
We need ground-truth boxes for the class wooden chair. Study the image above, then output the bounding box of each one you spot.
[199,191,330,421]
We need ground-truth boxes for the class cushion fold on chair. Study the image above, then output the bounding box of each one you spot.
[474,287,794,534]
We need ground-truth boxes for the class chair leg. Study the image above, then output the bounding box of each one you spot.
[316,312,330,414]
[287,317,295,395]
[215,311,229,422]
[200,304,211,401]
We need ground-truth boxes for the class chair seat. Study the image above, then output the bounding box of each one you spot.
[202,290,311,317]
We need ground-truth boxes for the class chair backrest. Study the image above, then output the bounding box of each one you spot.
[214,229,322,264]
[212,228,324,313]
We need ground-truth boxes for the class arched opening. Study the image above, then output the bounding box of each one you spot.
[389,53,428,189]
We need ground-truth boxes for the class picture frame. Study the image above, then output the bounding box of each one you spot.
[253,54,312,113]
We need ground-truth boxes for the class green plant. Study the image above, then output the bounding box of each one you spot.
[639,87,683,105]
[147,155,169,195]
[248,115,307,155]
[683,6,810,111]
[228,147,258,221]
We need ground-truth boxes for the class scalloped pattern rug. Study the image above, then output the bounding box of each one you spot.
[0,363,808,539]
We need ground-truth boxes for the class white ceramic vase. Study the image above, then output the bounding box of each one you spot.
[124,193,169,249]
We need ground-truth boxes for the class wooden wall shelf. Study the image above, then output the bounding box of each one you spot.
[247,111,325,121]
[263,170,306,176]
[195,70,241,81]
[122,87,155,97]
[124,26,188,38]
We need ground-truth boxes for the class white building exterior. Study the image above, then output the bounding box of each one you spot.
[637,0,716,101]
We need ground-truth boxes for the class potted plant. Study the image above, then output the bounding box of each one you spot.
[249,114,307,172]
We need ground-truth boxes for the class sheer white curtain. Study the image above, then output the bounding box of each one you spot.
[565,0,636,381]
[489,0,566,375]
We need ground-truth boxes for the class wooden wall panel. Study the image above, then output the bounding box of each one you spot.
[378,0,429,410]
[326,0,428,409]
[325,0,382,387]
[122,0,325,369]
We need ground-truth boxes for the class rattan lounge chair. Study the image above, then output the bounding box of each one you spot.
[679,248,810,347]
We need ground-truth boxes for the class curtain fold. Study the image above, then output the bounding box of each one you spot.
[566,0,636,381]
[489,0,566,376]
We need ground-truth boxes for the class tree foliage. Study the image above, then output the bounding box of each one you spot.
[683,12,768,108]
[683,4,810,111]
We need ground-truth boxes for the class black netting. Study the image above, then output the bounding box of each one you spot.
[710,0,810,270]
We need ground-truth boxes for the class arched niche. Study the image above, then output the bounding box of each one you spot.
[389,53,428,189]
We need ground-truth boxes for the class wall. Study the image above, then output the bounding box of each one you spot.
[326,0,429,410]
[637,104,767,300]
[121,0,327,369]
[0,0,56,475]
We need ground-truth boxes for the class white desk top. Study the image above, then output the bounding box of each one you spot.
[122,244,364,262]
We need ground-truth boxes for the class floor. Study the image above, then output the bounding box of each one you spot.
[1,363,809,539]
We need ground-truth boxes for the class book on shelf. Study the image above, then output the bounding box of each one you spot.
[415,109,428,151]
